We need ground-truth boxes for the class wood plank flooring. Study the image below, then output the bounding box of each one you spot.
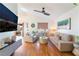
[13,40,74,56]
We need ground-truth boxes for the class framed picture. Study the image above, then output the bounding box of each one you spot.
[57,17,71,30]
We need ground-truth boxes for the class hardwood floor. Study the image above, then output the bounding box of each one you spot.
[13,40,74,56]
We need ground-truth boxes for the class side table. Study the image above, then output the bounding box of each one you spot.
[72,42,79,56]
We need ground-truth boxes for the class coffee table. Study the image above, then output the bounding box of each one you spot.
[39,36,48,44]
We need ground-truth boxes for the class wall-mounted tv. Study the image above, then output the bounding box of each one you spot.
[0,3,18,32]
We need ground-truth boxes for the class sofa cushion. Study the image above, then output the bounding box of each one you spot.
[61,34,71,41]
[4,37,11,43]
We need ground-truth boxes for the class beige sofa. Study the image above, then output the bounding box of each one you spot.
[49,33,74,52]
[24,35,33,42]
[24,34,38,43]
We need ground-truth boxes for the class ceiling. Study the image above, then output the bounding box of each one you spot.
[18,3,78,17]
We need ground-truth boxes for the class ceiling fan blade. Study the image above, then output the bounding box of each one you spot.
[44,12,50,16]
[34,9,50,16]
[34,10,42,13]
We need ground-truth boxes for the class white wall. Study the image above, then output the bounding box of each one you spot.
[0,3,18,41]
[18,8,57,34]
[23,14,56,33]
[57,6,79,36]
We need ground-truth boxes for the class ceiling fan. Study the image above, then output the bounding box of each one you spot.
[34,7,50,16]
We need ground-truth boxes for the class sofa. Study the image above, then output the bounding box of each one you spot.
[0,39,22,56]
[24,30,48,43]
[0,35,22,56]
[24,31,39,43]
[49,33,74,52]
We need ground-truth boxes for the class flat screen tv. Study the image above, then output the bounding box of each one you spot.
[0,3,18,32]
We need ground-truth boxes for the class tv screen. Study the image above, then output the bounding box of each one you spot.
[0,3,18,32]
[0,18,17,32]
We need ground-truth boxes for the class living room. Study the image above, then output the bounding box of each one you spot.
[0,3,79,56]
